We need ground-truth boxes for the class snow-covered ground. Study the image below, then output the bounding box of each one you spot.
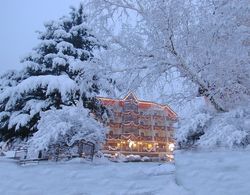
[1,149,250,195]
[0,157,187,195]
[175,149,250,195]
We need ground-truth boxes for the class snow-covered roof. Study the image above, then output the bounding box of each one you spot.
[98,92,177,120]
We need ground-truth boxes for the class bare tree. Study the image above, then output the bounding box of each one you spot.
[87,0,250,112]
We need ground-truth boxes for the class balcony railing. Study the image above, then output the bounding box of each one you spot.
[106,134,168,142]
[108,122,172,131]
[102,145,170,153]
[112,111,171,120]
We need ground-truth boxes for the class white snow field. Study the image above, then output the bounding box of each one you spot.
[175,149,250,195]
[0,157,188,195]
[1,149,250,195]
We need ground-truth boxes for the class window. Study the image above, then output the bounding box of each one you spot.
[124,101,138,111]
[123,114,131,122]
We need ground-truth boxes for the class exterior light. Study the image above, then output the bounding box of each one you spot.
[168,143,175,151]
[128,139,135,148]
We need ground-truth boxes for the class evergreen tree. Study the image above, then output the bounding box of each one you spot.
[0,4,109,143]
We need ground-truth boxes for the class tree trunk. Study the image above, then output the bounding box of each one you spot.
[175,55,226,112]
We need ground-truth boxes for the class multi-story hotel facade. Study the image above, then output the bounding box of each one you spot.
[98,92,177,157]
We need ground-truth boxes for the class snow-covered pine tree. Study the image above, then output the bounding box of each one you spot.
[0,4,110,143]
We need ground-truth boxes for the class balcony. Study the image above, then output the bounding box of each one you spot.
[106,133,168,142]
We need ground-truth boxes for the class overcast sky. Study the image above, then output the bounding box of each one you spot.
[0,0,82,74]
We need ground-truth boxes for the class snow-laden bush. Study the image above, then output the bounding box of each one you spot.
[176,98,250,148]
[175,98,213,148]
[141,156,151,162]
[27,106,106,158]
[198,106,250,148]
[126,155,141,162]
